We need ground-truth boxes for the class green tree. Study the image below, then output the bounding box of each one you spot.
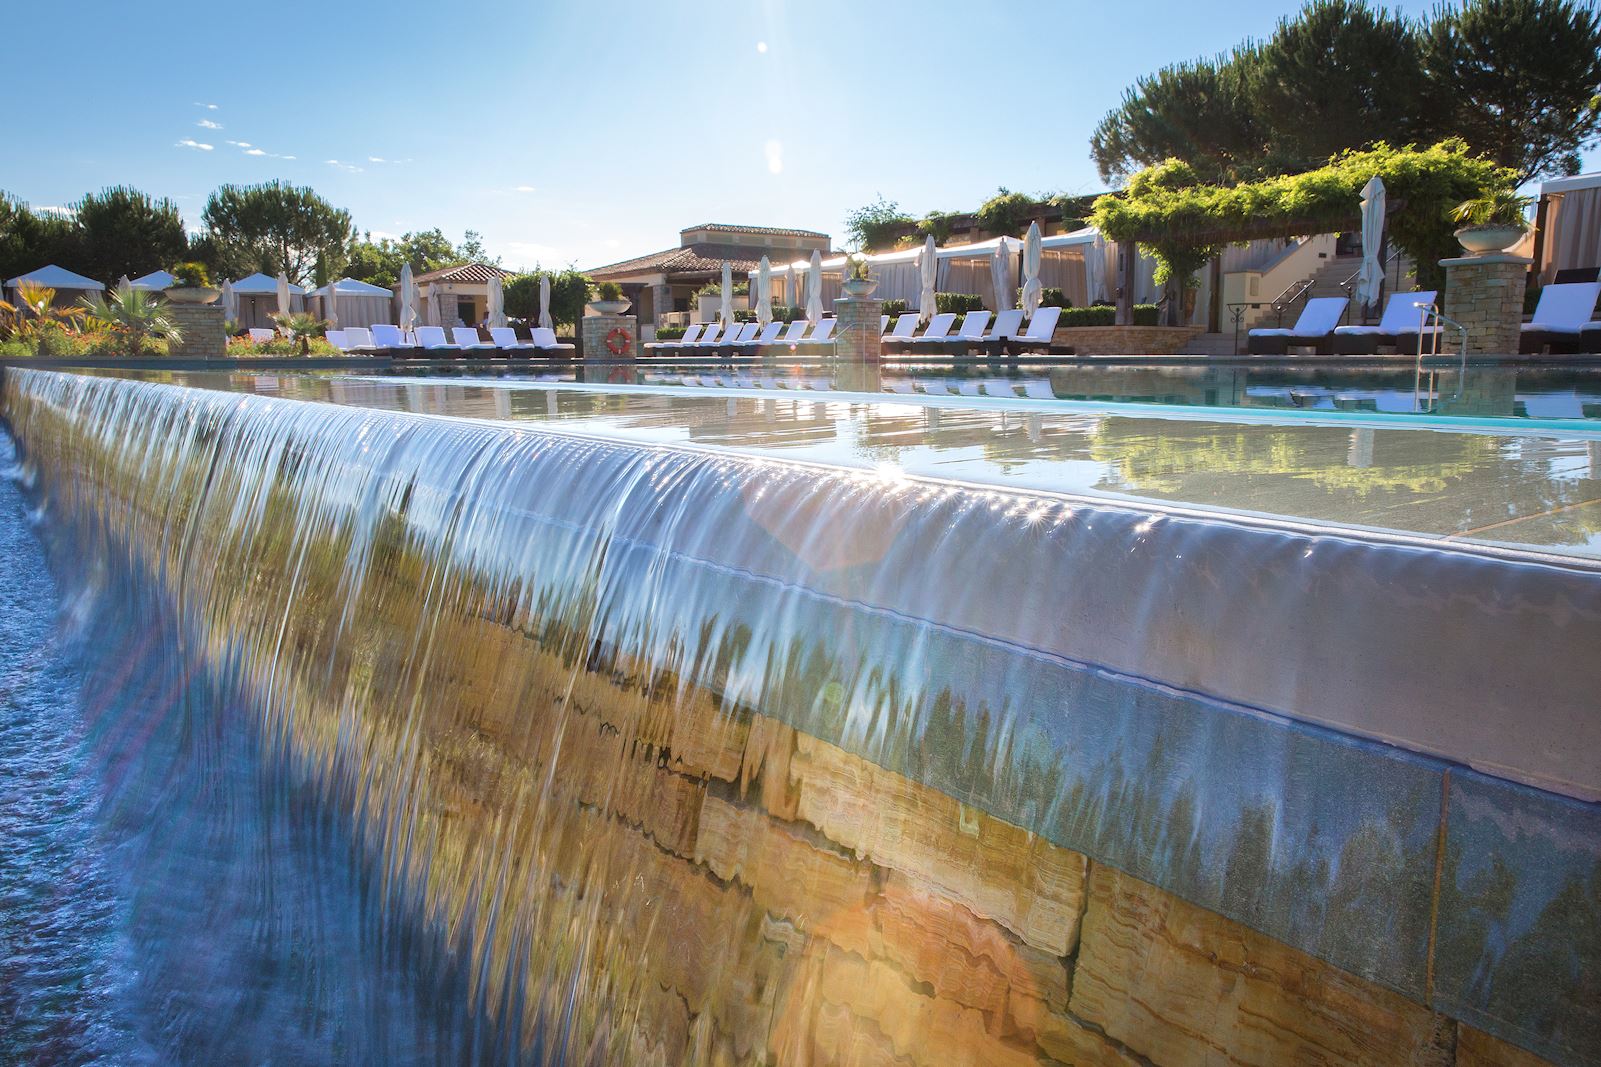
[199,181,353,285]
[72,186,189,283]
[843,195,913,251]
[1421,0,1601,180]
[344,233,407,288]
[1247,0,1433,172]
[502,269,592,329]
[457,229,500,265]
[1091,50,1266,184]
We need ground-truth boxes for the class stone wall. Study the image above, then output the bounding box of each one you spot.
[1053,325,1205,355]
[580,312,639,360]
[5,369,1592,1067]
[1441,254,1529,355]
[165,303,227,358]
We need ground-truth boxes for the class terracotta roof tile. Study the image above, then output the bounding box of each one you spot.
[679,223,830,239]
[413,262,514,284]
[587,243,768,279]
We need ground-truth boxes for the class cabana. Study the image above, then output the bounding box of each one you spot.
[315,277,395,328]
[1534,171,1601,285]
[130,270,176,292]
[5,264,104,307]
[227,272,304,329]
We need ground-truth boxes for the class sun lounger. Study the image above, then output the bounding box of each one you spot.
[248,328,274,344]
[1520,282,1601,354]
[529,327,576,356]
[489,327,537,352]
[341,326,380,353]
[1248,297,1349,355]
[414,326,462,355]
[886,313,920,343]
[733,320,787,354]
[912,311,993,355]
[452,327,499,354]
[1583,321,1601,353]
[886,313,957,352]
[788,318,838,355]
[757,320,809,349]
[370,324,422,357]
[881,315,891,334]
[646,322,704,352]
[986,306,1064,354]
[679,321,733,356]
[1332,291,1439,354]
[713,322,762,353]
[324,329,349,350]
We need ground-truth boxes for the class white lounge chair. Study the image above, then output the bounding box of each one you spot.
[414,326,462,354]
[1248,297,1349,355]
[1521,282,1601,354]
[324,329,349,350]
[1332,291,1439,354]
[739,321,787,350]
[915,311,993,353]
[489,327,537,351]
[647,323,704,351]
[983,307,1063,354]
[886,313,920,342]
[962,310,1025,353]
[452,327,498,353]
[678,321,727,354]
[529,327,576,355]
[342,326,380,352]
[790,318,838,353]
[888,313,957,351]
[716,322,762,348]
[758,320,809,347]
[247,328,274,343]
[370,324,420,354]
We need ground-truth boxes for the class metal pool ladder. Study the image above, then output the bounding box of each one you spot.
[1411,300,1469,413]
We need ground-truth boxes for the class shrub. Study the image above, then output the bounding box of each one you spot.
[171,261,211,287]
[226,335,341,356]
[655,325,687,340]
[1057,303,1161,327]
[775,305,804,322]
[976,188,1043,236]
[880,299,909,318]
[917,211,960,243]
[935,292,986,314]
[1017,287,1071,308]
[845,195,914,251]
[596,281,624,302]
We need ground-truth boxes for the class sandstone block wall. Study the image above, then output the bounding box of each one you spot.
[165,303,227,358]
[1441,255,1529,355]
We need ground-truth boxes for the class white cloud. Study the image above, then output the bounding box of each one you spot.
[756,40,767,53]
[197,119,222,130]
[245,148,266,156]
[325,159,364,174]
[226,140,251,148]
[176,138,214,151]
[514,185,537,193]
[193,102,219,110]
[764,138,783,174]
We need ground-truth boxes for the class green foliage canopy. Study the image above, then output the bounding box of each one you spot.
[844,195,913,251]
[72,186,189,283]
[502,269,592,329]
[1089,141,1520,291]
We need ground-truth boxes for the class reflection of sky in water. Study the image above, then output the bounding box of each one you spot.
[99,369,1601,560]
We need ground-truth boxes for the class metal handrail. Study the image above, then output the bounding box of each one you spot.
[1411,300,1469,412]
[1340,250,1406,321]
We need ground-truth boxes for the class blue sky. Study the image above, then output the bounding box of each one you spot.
[9,0,1593,271]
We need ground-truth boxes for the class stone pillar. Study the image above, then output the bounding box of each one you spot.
[1440,253,1531,356]
[579,313,639,362]
[165,303,227,358]
[833,296,883,363]
[649,283,673,325]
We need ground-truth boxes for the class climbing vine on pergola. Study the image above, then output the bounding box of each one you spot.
[1089,140,1519,308]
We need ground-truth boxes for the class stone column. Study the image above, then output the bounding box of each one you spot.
[833,295,883,363]
[1440,253,1531,356]
[165,303,227,358]
[580,313,639,362]
[649,283,673,324]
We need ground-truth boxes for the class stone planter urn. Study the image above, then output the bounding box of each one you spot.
[589,299,631,315]
[842,277,878,298]
[1454,224,1526,256]
[166,286,220,305]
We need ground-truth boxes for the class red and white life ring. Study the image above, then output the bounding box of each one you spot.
[605,327,632,356]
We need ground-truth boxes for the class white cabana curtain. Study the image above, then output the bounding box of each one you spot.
[323,286,339,329]
[1541,186,1601,284]
[1356,176,1386,310]
[538,274,552,330]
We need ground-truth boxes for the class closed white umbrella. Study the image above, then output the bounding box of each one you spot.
[398,264,418,332]
[1357,175,1386,311]
[275,272,292,319]
[538,274,552,330]
[221,280,238,323]
[805,249,823,324]
[1086,231,1108,305]
[323,281,339,329]
[719,260,734,325]
[487,273,506,329]
[755,256,772,327]
[786,264,800,312]
[1021,221,1043,316]
[117,275,132,296]
[918,235,938,325]
[991,238,1015,312]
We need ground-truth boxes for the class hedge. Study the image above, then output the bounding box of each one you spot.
[935,292,986,314]
[1057,303,1161,327]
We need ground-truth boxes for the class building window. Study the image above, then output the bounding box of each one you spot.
[458,299,475,324]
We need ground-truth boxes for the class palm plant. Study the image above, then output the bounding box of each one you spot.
[1451,189,1536,229]
[80,287,183,354]
[273,311,326,355]
[11,282,87,338]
